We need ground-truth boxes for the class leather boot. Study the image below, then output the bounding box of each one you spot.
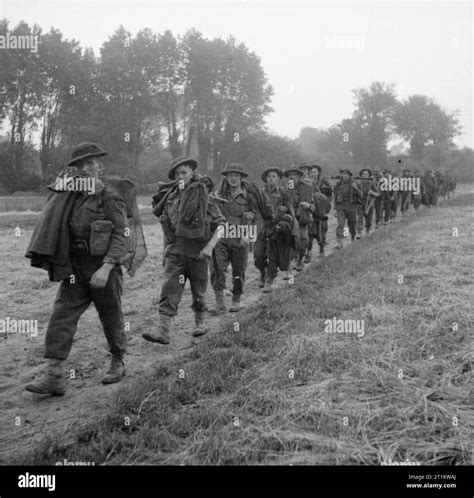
[296,256,304,272]
[142,314,171,344]
[208,290,227,315]
[304,251,312,264]
[192,311,208,337]
[262,278,273,293]
[102,356,125,384]
[229,295,241,312]
[318,244,325,257]
[258,271,266,288]
[25,359,65,396]
[335,238,343,250]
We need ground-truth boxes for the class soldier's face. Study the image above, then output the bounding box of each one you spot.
[288,173,299,183]
[266,171,280,187]
[300,168,310,178]
[361,172,370,179]
[226,172,243,187]
[76,157,101,179]
[309,168,320,180]
[341,172,350,181]
[174,165,194,186]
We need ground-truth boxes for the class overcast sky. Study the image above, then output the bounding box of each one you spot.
[2,0,472,147]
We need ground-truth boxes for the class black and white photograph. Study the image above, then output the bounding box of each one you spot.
[0,0,472,492]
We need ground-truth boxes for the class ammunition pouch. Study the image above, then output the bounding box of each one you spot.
[89,220,114,256]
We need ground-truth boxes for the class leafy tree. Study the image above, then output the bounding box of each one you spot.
[393,95,460,163]
[0,20,43,182]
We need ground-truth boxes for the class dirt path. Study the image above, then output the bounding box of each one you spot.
[0,195,461,463]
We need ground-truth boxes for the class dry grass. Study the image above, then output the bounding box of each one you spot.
[9,191,473,466]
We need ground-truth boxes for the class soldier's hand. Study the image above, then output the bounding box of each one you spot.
[90,265,112,288]
[198,245,213,260]
[299,202,310,209]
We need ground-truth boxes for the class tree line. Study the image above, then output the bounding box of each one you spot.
[0,20,472,193]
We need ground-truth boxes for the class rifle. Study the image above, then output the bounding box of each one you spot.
[364,190,379,215]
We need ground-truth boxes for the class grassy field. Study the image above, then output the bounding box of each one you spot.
[7,189,472,466]
[0,195,155,229]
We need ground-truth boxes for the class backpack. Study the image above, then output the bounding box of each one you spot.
[102,176,147,277]
[313,191,331,219]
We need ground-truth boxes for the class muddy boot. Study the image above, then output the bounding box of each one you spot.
[318,244,325,257]
[25,359,65,396]
[335,238,343,250]
[304,251,312,264]
[366,227,370,234]
[102,356,125,384]
[208,290,227,315]
[229,296,241,312]
[296,256,304,272]
[283,271,292,281]
[262,278,273,293]
[142,314,171,344]
[258,271,266,288]
[192,311,208,337]
[355,231,362,240]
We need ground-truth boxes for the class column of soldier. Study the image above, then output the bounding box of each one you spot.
[23,143,457,396]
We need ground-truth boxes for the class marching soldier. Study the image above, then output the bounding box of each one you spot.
[390,171,400,221]
[143,157,225,344]
[381,169,393,224]
[307,163,332,259]
[372,169,384,228]
[25,143,136,396]
[254,167,295,292]
[446,173,456,199]
[333,169,362,249]
[423,170,439,207]
[412,169,424,211]
[210,163,259,313]
[309,163,333,200]
[356,168,379,236]
[400,168,413,215]
[284,164,313,271]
